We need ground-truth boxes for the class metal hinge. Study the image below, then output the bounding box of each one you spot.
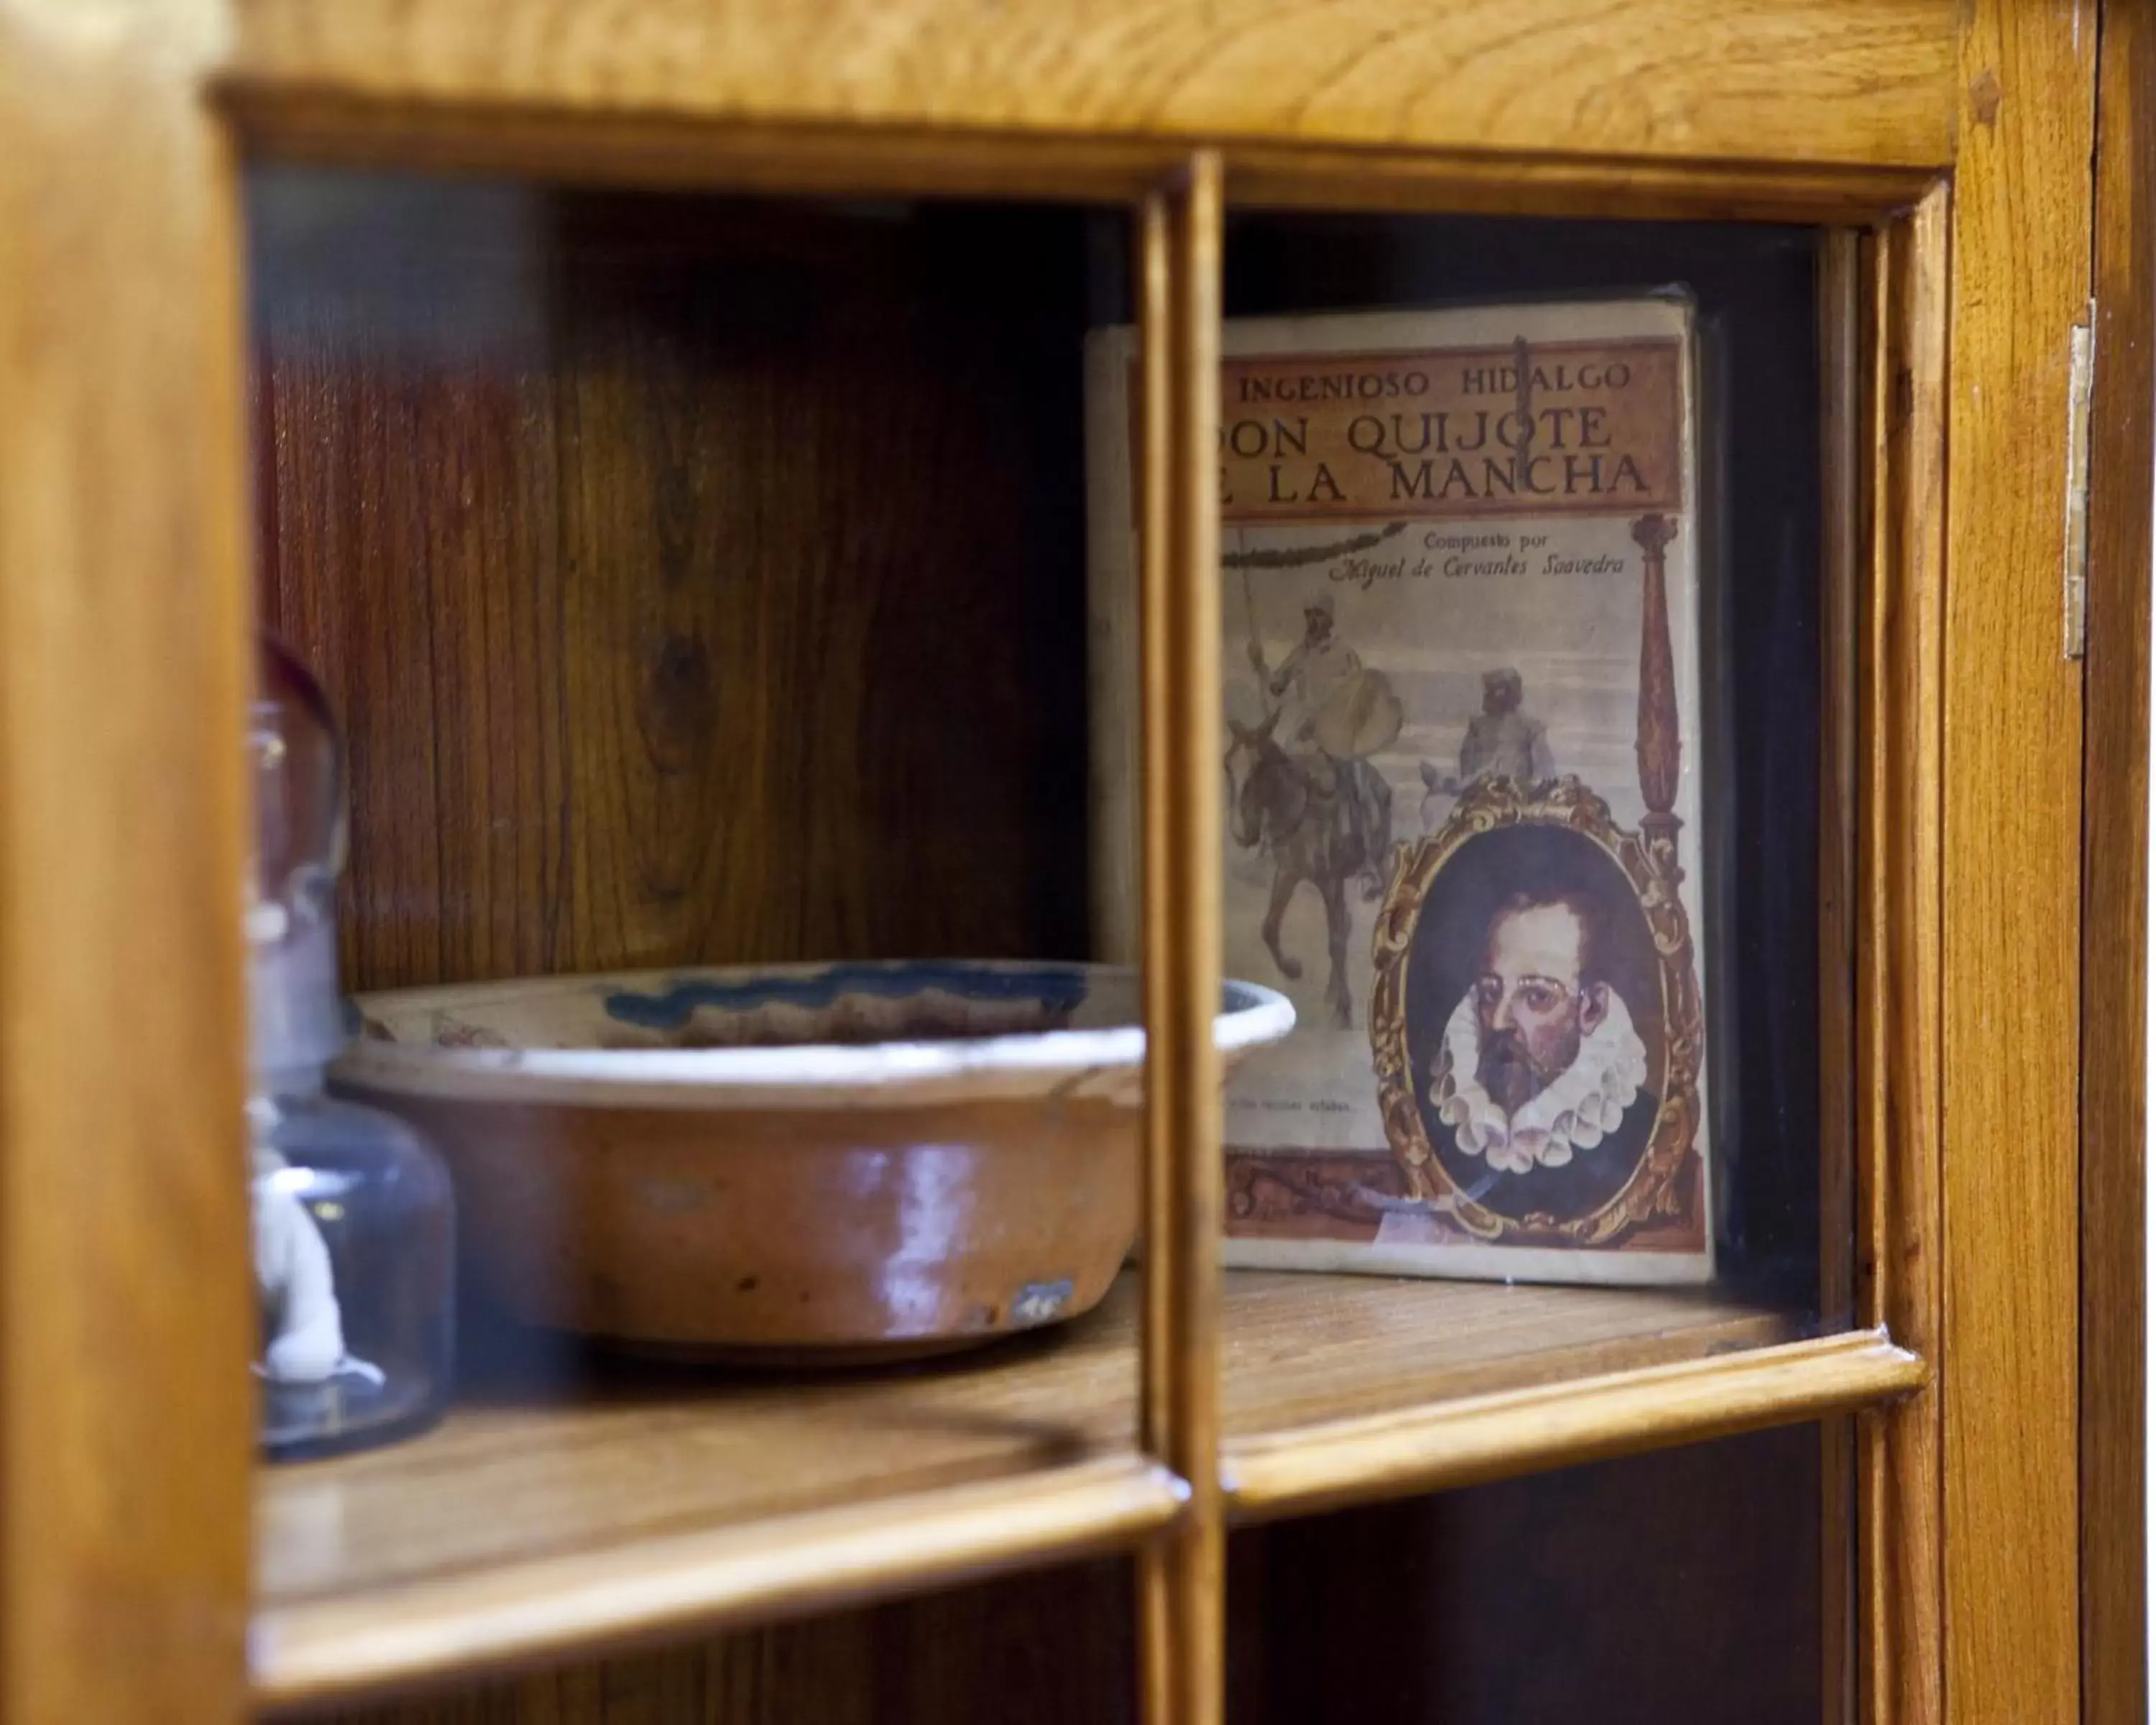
[2062,306,2096,660]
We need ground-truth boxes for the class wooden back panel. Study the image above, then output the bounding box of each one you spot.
[253,178,1100,993]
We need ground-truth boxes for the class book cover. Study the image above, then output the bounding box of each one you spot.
[1087,298,1713,1284]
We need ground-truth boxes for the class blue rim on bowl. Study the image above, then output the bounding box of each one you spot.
[333,960,1296,1111]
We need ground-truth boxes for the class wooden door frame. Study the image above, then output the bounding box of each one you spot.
[0,4,2121,1724]
[0,5,256,1724]
[1940,5,2101,1724]
[2079,4,2155,1723]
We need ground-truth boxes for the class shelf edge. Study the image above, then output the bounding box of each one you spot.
[216,94,1940,226]
[1225,1327,1926,1522]
[251,1453,1184,1713]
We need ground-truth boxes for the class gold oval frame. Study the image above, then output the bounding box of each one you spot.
[1370,775,1705,1246]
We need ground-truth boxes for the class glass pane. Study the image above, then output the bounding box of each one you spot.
[247,166,1861,1715]
[245,168,1167,1636]
[1176,213,1848,1416]
[310,1423,1846,1725]
[1232,1422,1851,1725]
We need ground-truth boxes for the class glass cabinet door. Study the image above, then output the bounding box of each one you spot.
[243,162,1908,1725]
[18,6,2109,1723]
[246,169,1204,1705]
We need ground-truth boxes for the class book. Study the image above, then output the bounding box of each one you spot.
[1086,298,1713,1284]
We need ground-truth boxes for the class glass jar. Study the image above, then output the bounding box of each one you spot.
[250,637,455,1459]
[252,1083,455,1460]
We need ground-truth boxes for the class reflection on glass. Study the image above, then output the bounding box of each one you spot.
[1236,1423,1842,1725]
[248,172,1116,1391]
[1165,215,1838,1336]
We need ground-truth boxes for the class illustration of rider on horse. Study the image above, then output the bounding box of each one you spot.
[1232,586,1402,1027]
[1248,590,1399,898]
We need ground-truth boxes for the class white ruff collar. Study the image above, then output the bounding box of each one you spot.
[1429,985,1648,1174]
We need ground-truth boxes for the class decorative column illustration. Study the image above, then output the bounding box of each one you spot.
[1631,512,1682,883]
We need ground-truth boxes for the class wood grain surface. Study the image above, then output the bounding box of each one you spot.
[2078,1,2154,1717]
[1134,191,1177,1725]
[1222,145,1935,229]
[0,5,256,1724]
[313,1558,1138,1725]
[254,1268,1834,1708]
[1,3,2112,1719]
[254,183,1097,986]
[1858,191,1949,1725]
[1227,1329,1916,1522]
[1943,6,2098,1725]
[259,1294,1141,1611]
[221,0,1958,177]
[1817,226,1862,1725]
[1137,152,1227,1725]
[1215,1276,1807,1448]
[229,104,1940,231]
[256,1458,1177,1711]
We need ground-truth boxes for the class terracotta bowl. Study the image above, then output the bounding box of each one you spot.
[333,961,1294,1361]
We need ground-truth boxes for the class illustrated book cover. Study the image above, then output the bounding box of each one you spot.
[1086,298,1714,1284]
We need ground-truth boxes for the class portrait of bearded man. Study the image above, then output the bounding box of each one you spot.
[1427,886,1659,1224]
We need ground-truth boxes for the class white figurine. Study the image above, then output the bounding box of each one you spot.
[252,1141,382,1387]
[252,1142,344,1381]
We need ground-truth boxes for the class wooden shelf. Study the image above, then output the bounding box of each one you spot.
[1213,1275,1922,1521]
[253,1270,1920,1709]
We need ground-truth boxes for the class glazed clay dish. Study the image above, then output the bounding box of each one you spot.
[335,961,1294,1361]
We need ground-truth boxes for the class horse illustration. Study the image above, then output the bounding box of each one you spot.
[1225,708,1391,1029]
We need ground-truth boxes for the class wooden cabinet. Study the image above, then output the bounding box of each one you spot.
[0,4,2145,1722]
